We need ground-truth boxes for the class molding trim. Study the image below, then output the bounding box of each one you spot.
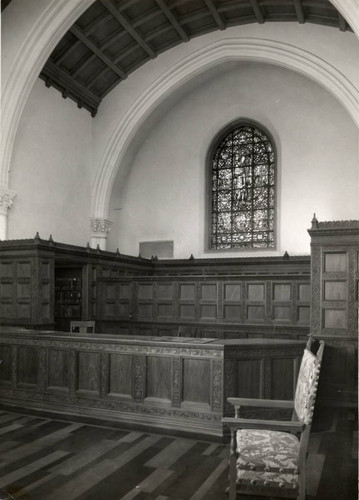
[0,187,17,216]
[92,37,359,220]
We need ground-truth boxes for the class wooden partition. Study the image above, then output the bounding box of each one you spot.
[97,265,311,340]
[308,218,358,407]
[0,327,304,438]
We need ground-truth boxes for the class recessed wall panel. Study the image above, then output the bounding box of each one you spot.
[273,306,291,321]
[224,305,241,320]
[273,284,291,301]
[138,303,153,318]
[18,347,38,385]
[77,352,100,393]
[201,284,216,300]
[324,252,347,272]
[200,304,216,319]
[158,283,173,299]
[0,345,11,382]
[247,284,264,300]
[324,309,346,329]
[271,358,294,400]
[225,284,241,301]
[247,305,264,321]
[109,353,132,397]
[138,284,153,300]
[180,304,195,319]
[236,359,261,398]
[158,303,173,318]
[182,358,210,404]
[48,349,69,389]
[119,284,130,299]
[324,281,347,301]
[180,284,195,300]
[298,283,310,301]
[298,306,310,324]
[146,356,171,401]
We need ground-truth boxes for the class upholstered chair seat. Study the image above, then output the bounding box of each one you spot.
[236,429,299,489]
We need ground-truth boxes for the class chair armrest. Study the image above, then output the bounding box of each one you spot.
[227,397,294,409]
[222,417,304,433]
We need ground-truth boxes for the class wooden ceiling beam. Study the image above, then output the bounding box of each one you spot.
[155,0,189,41]
[99,0,156,58]
[293,0,305,24]
[41,60,102,111]
[70,25,127,79]
[249,0,264,24]
[338,12,347,31]
[204,0,226,30]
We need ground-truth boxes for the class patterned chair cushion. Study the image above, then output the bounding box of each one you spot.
[236,429,299,488]
[294,349,320,425]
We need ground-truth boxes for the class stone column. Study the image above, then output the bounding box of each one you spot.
[0,187,17,240]
[90,218,112,250]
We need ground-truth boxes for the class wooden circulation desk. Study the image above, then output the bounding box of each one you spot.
[0,327,305,438]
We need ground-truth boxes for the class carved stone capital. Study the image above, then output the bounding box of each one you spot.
[90,218,112,236]
[0,188,17,215]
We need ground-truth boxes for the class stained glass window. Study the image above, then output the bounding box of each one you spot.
[210,123,275,249]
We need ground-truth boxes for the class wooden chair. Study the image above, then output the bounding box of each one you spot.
[177,325,199,337]
[70,321,95,333]
[222,338,324,500]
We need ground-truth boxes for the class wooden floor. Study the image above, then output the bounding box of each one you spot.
[0,407,356,500]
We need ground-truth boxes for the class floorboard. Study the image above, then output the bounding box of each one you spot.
[0,407,356,500]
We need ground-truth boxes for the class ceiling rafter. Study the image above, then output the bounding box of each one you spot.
[204,0,226,30]
[155,0,189,41]
[41,60,101,115]
[70,24,127,79]
[99,0,156,58]
[249,0,265,24]
[293,0,305,24]
[54,12,112,65]
[338,12,347,32]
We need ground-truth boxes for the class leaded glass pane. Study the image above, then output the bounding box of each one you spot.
[210,124,275,249]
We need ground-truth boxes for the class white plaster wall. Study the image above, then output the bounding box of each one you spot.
[8,79,93,245]
[93,22,359,177]
[108,62,358,257]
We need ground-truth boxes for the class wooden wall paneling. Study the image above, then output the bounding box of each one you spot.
[76,351,100,396]
[179,282,196,321]
[0,344,12,384]
[272,281,292,323]
[297,282,311,325]
[308,219,359,407]
[236,357,263,398]
[16,260,32,321]
[181,358,211,408]
[11,345,17,387]
[145,355,172,404]
[269,356,295,400]
[17,346,39,387]
[199,282,217,321]
[103,281,118,320]
[246,281,265,323]
[108,352,133,399]
[223,281,242,322]
[47,349,70,391]
[0,260,16,320]
[119,281,132,318]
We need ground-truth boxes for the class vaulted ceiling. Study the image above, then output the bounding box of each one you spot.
[32,0,352,117]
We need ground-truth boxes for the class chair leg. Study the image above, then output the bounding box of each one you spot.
[298,468,306,500]
[228,454,237,500]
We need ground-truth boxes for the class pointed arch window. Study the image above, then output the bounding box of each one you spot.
[209,122,276,250]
